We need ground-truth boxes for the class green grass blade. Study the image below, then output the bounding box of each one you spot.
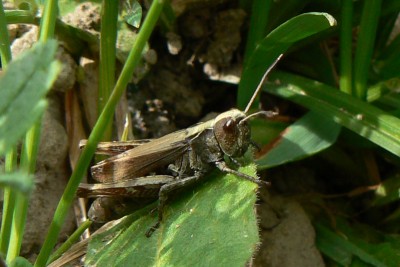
[0,0,12,67]
[238,12,336,109]
[375,34,400,80]
[315,223,387,267]
[98,0,118,141]
[339,0,353,95]
[242,0,272,66]
[0,0,15,256]
[39,0,58,41]
[0,187,15,255]
[256,111,340,169]
[47,220,92,264]
[6,192,29,262]
[267,71,400,156]
[352,0,382,100]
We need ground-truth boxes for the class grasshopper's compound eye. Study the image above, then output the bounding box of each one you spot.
[223,118,236,133]
[214,116,250,157]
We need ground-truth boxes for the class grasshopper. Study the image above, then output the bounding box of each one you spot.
[77,55,282,236]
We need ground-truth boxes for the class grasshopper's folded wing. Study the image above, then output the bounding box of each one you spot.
[79,139,151,156]
[90,118,214,183]
[77,175,176,198]
[91,129,195,183]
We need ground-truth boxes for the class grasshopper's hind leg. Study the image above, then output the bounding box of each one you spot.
[145,173,203,237]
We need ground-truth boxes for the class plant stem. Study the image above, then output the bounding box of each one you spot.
[240,0,272,110]
[0,152,17,255]
[7,0,59,262]
[0,1,11,65]
[39,0,58,41]
[339,0,353,95]
[243,0,272,67]
[98,0,118,141]
[0,0,15,256]
[47,220,92,264]
[353,0,382,100]
[7,121,42,261]
[34,1,166,266]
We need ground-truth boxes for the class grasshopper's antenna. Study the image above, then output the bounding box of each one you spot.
[239,110,278,126]
[244,54,283,114]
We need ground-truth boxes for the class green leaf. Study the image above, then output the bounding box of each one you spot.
[0,40,61,155]
[14,0,38,14]
[250,118,287,146]
[0,172,34,194]
[267,71,400,157]
[371,174,400,207]
[256,112,341,169]
[85,164,259,267]
[315,224,352,266]
[376,34,400,80]
[315,223,387,267]
[238,12,337,109]
[316,219,400,267]
[9,256,33,267]
[123,0,142,28]
[284,44,337,85]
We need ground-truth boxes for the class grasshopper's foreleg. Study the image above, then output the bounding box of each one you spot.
[215,161,268,186]
[145,173,203,237]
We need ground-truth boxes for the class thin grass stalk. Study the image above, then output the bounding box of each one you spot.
[0,0,16,256]
[353,0,382,100]
[339,0,353,95]
[34,1,166,266]
[98,0,118,141]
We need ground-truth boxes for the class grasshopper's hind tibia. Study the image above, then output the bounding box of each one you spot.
[145,173,204,237]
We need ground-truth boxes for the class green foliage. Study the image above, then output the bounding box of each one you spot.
[9,256,33,267]
[13,0,38,14]
[371,175,400,207]
[257,112,340,169]
[316,221,400,267]
[85,164,259,266]
[0,40,59,266]
[81,11,343,266]
[35,1,166,266]
[238,12,336,109]
[3,0,400,266]
[267,71,400,157]
[237,1,400,265]
[0,173,34,194]
[0,40,60,155]
[123,0,142,28]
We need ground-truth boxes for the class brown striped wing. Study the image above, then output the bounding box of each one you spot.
[79,139,151,156]
[90,126,209,183]
[77,175,175,198]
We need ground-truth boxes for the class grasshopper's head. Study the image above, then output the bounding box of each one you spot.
[213,109,251,158]
[212,55,282,158]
